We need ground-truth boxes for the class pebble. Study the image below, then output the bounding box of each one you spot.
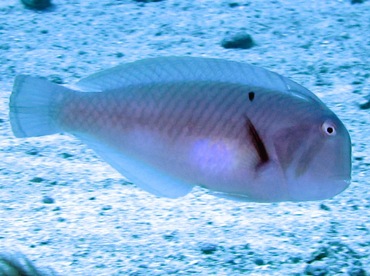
[319,203,331,211]
[200,243,218,254]
[49,75,64,84]
[30,177,44,183]
[228,2,240,8]
[304,263,329,275]
[289,256,302,264]
[307,247,329,263]
[21,0,51,10]
[254,258,264,266]
[26,148,39,156]
[348,267,367,276]
[60,152,74,159]
[39,239,51,245]
[359,100,370,110]
[163,231,178,241]
[115,52,125,58]
[42,196,55,204]
[0,44,10,51]
[221,33,255,49]
[166,268,180,274]
[101,205,112,211]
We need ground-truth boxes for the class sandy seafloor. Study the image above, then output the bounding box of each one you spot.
[0,0,370,275]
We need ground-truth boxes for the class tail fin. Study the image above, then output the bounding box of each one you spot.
[9,75,71,138]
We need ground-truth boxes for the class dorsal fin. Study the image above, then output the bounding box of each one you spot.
[74,57,322,104]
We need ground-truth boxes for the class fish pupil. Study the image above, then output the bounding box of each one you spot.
[321,121,336,136]
[248,91,255,101]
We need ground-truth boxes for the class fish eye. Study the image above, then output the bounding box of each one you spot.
[321,121,336,136]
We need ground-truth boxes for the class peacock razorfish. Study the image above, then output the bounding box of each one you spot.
[9,57,352,202]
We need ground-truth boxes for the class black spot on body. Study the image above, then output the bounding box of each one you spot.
[248,92,255,102]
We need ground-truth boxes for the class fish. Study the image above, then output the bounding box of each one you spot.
[9,57,352,202]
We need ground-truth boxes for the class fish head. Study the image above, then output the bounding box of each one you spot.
[272,109,352,202]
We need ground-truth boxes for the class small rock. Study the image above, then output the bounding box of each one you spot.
[224,256,237,264]
[221,33,255,49]
[115,52,124,58]
[21,0,51,10]
[304,263,329,275]
[39,239,51,245]
[290,256,302,264]
[42,196,55,204]
[49,75,64,84]
[60,152,74,159]
[101,205,112,211]
[30,177,44,183]
[163,231,178,241]
[359,100,370,110]
[354,156,364,161]
[0,44,10,51]
[228,2,240,8]
[319,203,331,211]
[57,217,66,222]
[308,247,329,263]
[348,267,367,276]
[352,80,363,85]
[166,268,180,274]
[254,258,264,266]
[200,243,218,254]
[26,148,39,155]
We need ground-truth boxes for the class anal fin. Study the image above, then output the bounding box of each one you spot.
[76,134,193,198]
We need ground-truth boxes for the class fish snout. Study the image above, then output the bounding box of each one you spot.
[287,124,352,201]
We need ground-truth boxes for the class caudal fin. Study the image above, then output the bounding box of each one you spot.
[9,75,71,138]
